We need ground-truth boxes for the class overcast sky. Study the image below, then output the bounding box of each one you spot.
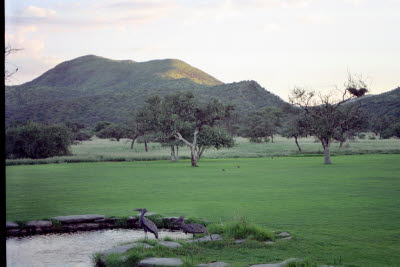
[5,0,400,101]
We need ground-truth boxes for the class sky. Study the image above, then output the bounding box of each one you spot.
[5,0,400,101]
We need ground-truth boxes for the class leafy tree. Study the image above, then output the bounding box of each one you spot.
[141,92,233,167]
[94,121,112,133]
[65,121,92,141]
[333,111,369,148]
[290,75,368,164]
[195,126,235,160]
[240,107,282,143]
[280,109,308,152]
[6,121,72,159]
[381,122,400,139]
[97,124,128,141]
[369,114,396,138]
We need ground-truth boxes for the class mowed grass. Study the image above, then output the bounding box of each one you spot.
[6,154,400,266]
[6,135,400,165]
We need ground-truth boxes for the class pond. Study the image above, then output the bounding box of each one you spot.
[6,229,189,266]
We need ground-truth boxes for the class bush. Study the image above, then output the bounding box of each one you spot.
[208,217,274,241]
[357,133,366,139]
[6,121,72,159]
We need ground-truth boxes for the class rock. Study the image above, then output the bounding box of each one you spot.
[158,241,182,248]
[7,229,20,236]
[26,220,53,228]
[321,265,335,267]
[234,239,247,244]
[197,262,230,267]
[277,232,290,237]
[281,237,292,240]
[35,227,43,234]
[249,258,300,267]
[6,221,19,229]
[51,214,104,224]
[187,234,222,243]
[20,229,27,235]
[264,241,275,245]
[139,257,183,266]
[94,218,118,223]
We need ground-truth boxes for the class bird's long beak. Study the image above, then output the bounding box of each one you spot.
[134,209,142,212]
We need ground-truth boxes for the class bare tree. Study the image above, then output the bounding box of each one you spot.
[5,45,22,82]
[289,75,368,164]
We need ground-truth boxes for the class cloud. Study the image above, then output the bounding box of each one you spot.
[22,6,57,18]
[298,14,334,25]
[6,1,178,31]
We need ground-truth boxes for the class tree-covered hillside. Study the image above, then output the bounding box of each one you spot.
[5,55,285,125]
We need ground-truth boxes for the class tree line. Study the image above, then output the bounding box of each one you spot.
[5,76,400,164]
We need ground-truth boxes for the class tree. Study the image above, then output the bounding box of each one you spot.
[65,121,92,141]
[333,111,369,148]
[97,124,128,141]
[195,126,235,160]
[93,121,112,133]
[280,109,308,152]
[240,107,282,143]
[289,75,368,164]
[142,92,234,167]
[6,121,72,159]
[5,45,22,83]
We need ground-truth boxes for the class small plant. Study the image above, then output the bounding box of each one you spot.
[368,135,376,140]
[163,236,174,241]
[208,217,274,241]
[92,252,105,267]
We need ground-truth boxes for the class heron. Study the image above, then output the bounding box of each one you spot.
[134,208,158,240]
[172,216,212,243]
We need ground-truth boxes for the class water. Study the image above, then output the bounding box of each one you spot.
[6,229,189,267]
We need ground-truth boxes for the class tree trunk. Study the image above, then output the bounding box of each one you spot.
[323,139,331,164]
[144,140,148,152]
[130,134,139,149]
[170,145,176,161]
[271,135,274,143]
[294,136,302,152]
[339,140,344,149]
[176,145,179,160]
[190,146,197,167]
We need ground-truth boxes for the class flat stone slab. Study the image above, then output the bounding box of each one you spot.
[234,239,247,244]
[277,232,290,237]
[249,258,300,267]
[187,234,222,243]
[158,241,182,248]
[281,237,292,240]
[264,241,275,245]
[6,221,19,229]
[26,220,53,228]
[139,257,183,266]
[197,262,229,267]
[52,214,105,224]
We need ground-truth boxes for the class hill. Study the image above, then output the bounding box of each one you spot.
[5,55,285,126]
[359,87,400,119]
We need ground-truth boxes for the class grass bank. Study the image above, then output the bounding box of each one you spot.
[6,154,400,266]
[6,135,400,165]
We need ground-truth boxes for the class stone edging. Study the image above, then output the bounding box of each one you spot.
[6,214,188,237]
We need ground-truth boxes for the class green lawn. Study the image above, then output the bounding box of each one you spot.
[6,154,400,266]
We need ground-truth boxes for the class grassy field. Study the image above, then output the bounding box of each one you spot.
[6,135,400,165]
[6,154,400,266]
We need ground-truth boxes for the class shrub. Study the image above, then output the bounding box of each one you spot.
[208,217,274,241]
[357,133,366,139]
[6,121,72,159]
